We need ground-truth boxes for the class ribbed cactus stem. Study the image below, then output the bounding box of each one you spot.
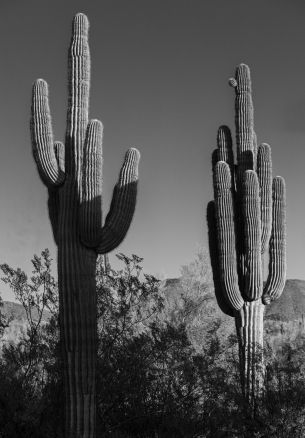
[66,13,90,157]
[31,13,140,438]
[242,171,262,301]
[207,201,234,317]
[209,63,286,411]
[215,125,234,168]
[96,148,140,254]
[236,300,264,404]
[257,144,272,254]
[263,177,286,302]
[31,80,65,187]
[80,120,103,247]
[231,64,254,159]
[213,162,243,311]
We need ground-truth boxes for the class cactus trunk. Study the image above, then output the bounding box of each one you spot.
[59,245,97,435]
[58,182,97,436]
[235,300,264,406]
[31,14,140,437]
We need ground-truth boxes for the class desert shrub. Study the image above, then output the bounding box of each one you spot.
[0,250,305,437]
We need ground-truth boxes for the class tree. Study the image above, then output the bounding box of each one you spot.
[0,249,62,437]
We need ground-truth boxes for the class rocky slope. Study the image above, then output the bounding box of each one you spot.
[1,279,305,354]
[0,301,51,351]
[162,278,305,353]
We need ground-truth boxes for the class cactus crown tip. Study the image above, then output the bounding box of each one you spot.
[90,119,103,129]
[236,63,250,74]
[74,12,88,21]
[259,142,271,155]
[72,13,89,35]
[127,147,141,160]
[34,79,48,93]
[217,125,232,141]
[216,159,228,167]
[238,62,249,68]
[274,175,285,185]
[215,160,230,175]
[218,125,230,132]
[35,78,47,86]
[234,63,251,92]
[244,169,258,184]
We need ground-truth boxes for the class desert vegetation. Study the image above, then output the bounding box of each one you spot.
[0,250,305,437]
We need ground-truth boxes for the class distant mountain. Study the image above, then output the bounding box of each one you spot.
[265,280,305,322]
[2,300,51,323]
[264,279,305,351]
[1,279,305,353]
[0,301,51,351]
[162,278,305,352]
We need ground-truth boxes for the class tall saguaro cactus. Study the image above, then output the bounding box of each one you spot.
[31,13,140,437]
[208,64,286,408]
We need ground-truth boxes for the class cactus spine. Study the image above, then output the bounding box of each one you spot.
[208,64,286,407]
[31,14,140,437]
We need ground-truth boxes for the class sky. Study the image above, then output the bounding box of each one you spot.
[0,0,304,301]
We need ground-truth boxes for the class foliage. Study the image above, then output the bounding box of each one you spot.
[0,249,62,437]
[0,250,305,437]
[0,295,11,337]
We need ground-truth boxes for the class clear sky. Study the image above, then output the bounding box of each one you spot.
[0,0,304,301]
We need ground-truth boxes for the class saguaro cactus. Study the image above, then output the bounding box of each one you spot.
[208,64,286,408]
[31,13,140,437]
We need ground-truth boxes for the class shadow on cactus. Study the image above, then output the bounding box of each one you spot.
[207,63,286,411]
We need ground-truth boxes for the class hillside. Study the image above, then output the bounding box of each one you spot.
[264,279,305,350]
[1,279,305,353]
[0,301,51,350]
[162,278,305,352]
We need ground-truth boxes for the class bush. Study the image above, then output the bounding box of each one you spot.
[0,250,305,437]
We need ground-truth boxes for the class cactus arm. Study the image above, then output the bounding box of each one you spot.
[207,201,234,317]
[217,125,235,190]
[263,176,286,303]
[213,161,244,311]
[47,141,65,244]
[229,65,255,288]
[66,13,90,169]
[257,143,272,254]
[31,80,66,187]
[79,120,103,246]
[216,125,234,168]
[79,122,140,253]
[95,148,140,254]
[253,131,258,169]
[54,141,65,175]
[242,171,262,300]
[229,64,254,173]
[48,188,60,244]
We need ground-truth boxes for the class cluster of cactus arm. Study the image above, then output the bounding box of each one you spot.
[209,64,286,316]
[31,13,140,253]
